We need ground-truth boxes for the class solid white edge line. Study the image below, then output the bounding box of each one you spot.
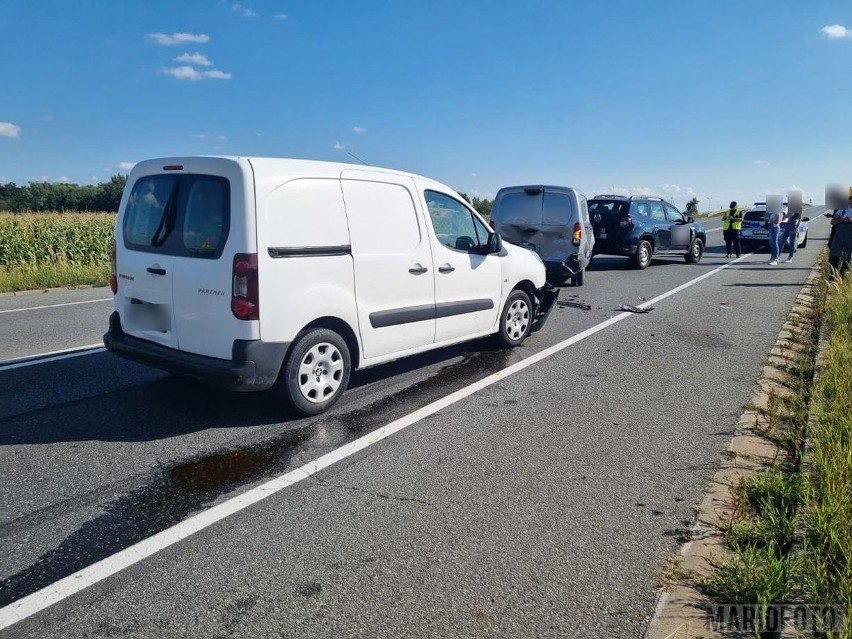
[0,344,106,371]
[0,298,112,315]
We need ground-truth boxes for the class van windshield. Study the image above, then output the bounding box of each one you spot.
[123,174,231,259]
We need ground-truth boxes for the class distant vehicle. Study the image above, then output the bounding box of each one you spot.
[104,156,557,415]
[490,185,594,286]
[739,204,809,250]
[588,195,706,268]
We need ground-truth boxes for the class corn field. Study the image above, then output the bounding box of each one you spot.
[0,212,116,266]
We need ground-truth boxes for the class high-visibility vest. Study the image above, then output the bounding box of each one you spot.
[722,210,743,231]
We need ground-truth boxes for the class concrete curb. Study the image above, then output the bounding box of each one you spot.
[644,258,825,639]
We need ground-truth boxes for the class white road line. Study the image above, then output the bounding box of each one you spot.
[0,252,756,631]
[0,344,106,371]
[0,298,112,314]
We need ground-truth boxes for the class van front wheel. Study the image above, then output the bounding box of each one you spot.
[278,328,351,416]
[494,290,532,348]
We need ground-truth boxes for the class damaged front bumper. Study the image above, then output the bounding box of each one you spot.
[531,284,559,333]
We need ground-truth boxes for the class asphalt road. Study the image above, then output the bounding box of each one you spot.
[0,211,830,638]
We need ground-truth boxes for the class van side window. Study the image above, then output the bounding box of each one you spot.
[425,191,485,252]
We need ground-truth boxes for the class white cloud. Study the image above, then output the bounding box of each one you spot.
[118,162,135,171]
[753,160,771,166]
[147,32,211,46]
[353,125,367,134]
[820,24,851,39]
[91,176,99,182]
[162,65,203,81]
[232,4,257,17]
[273,13,288,19]
[333,141,345,150]
[471,173,478,177]
[204,69,232,80]
[601,186,653,197]
[0,122,21,138]
[193,133,227,140]
[174,52,212,66]
[662,184,695,195]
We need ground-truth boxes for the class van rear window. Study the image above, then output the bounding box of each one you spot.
[123,174,230,259]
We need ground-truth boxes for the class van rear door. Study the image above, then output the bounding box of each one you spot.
[117,174,180,349]
[116,158,256,359]
[492,187,544,251]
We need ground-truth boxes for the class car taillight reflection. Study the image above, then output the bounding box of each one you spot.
[572,222,582,246]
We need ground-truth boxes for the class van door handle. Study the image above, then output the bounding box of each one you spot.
[408,264,428,275]
[438,264,455,273]
[146,267,167,276]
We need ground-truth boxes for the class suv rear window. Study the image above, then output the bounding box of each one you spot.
[123,174,231,259]
[744,210,766,221]
[589,200,629,216]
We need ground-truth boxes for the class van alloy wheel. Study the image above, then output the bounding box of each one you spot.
[298,343,344,403]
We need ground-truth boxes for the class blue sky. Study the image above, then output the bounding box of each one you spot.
[1,0,851,210]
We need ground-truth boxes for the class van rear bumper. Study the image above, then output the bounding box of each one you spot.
[103,312,288,392]
[544,252,586,278]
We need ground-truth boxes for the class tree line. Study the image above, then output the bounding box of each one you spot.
[459,193,493,219]
[0,175,128,213]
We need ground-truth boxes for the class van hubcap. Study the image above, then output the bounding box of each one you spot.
[505,300,530,341]
[298,343,344,403]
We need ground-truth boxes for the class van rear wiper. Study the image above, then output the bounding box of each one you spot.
[150,181,179,247]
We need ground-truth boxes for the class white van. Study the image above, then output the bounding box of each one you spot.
[104,157,558,415]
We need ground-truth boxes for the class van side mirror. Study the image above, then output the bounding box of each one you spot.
[484,232,502,254]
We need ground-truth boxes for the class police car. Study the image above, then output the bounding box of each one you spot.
[739,202,809,250]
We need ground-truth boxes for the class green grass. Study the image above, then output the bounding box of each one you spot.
[0,211,114,292]
[801,272,852,636]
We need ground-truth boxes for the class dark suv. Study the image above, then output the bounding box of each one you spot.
[589,195,706,268]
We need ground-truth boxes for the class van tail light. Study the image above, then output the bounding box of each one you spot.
[109,239,117,294]
[619,215,633,229]
[572,222,582,246]
[231,253,259,320]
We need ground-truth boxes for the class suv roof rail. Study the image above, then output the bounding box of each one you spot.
[592,194,628,200]
[630,195,664,201]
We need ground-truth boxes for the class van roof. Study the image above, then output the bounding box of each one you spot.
[132,155,443,187]
[496,185,582,196]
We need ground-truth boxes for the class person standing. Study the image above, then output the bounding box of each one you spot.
[778,209,801,263]
[722,201,743,257]
[829,196,852,274]
[767,206,783,265]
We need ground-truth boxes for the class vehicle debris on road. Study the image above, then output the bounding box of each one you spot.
[619,304,654,313]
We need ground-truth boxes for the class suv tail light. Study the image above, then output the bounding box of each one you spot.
[231,253,259,320]
[109,239,117,294]
[619,215,633,229]
[572,222,582,246]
